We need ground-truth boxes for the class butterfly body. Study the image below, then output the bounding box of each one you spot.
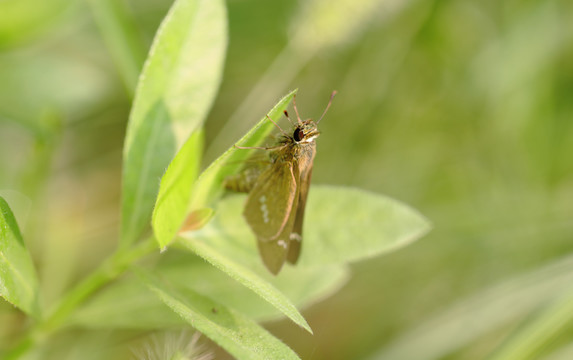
[226,92,335,274]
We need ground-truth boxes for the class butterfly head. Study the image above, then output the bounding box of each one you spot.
[287,90,337,144]
[293,120,320,143]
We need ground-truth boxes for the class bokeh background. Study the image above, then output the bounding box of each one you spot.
[1,0,573,359]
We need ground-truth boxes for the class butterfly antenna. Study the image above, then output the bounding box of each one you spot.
[317,90,337,124]
[283,110,297,126]
[266,115,289,137]
[293,93,303,125]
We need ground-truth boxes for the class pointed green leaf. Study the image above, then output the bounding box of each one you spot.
[0,196,40,317]
[71,254,348,329]
[189,89,297,210]
[180,237,313,334]
[136,268,301,360]
[190,185,430,267]
[152,130,204,249]
[163,258,349,323]
[121,0,227,248]
[298,186,431,265]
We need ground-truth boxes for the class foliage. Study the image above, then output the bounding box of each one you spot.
[1,0,572,359]
[0,197,39,318]
[0,0,429,358]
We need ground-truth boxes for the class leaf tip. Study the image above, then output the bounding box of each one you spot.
[303,322,314,335]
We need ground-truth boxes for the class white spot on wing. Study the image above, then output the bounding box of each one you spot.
[277,239,288,249]
[290,233,302,242]
[260,196,269,223]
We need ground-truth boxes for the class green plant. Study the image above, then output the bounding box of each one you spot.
[0,0,429,358]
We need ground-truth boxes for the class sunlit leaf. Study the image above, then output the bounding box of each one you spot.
[179,237,312,333]
[299,186,431,265]
[71,253,348,328]
[163,257,349,322]
[0,196,40,317]
[152,90,296,250]
[136,268,301,360]
[152,130,204,249]
[188,89,296,210]
[191,186,430,267]
[121,0,227,248]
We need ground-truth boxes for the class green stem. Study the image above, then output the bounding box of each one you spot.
[88,0,146,97]
[4,238,157,359]
[488,291,573,360]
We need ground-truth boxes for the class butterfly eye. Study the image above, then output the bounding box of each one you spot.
[293,128,304,142]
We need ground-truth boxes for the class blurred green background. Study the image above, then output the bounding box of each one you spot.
[1,0,573,359]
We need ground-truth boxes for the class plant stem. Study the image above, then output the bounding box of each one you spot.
[488,291,573,360]
[88,0,146,97]
[4,237,157,359]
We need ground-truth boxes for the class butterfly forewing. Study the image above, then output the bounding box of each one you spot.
[243,160,300,273]
[256,191,299,273]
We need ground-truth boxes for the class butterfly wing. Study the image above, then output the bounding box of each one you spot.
[287,144,316,264]
[286,167,312,264]
[244,160,300,274]
[224,151,271,193]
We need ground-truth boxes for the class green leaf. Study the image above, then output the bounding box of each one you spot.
[179,237,313,334]
[191,185,431,267]
[298,186,431,265]
[0,196,40,317]
[152,130,204,249]
[121,0,227,248]
[135,268,301,360]
[71,253,348,329]
[189,89,297,211]
[369,254,573,360]
[163,257,349,322]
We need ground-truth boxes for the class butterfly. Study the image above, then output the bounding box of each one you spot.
[225,91,336,274]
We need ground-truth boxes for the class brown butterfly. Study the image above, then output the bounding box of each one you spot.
[225,91,336,274]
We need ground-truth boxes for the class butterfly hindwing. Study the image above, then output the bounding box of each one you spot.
[286,145,316,264]
[287,167,312,264]
[256,199,299,273]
